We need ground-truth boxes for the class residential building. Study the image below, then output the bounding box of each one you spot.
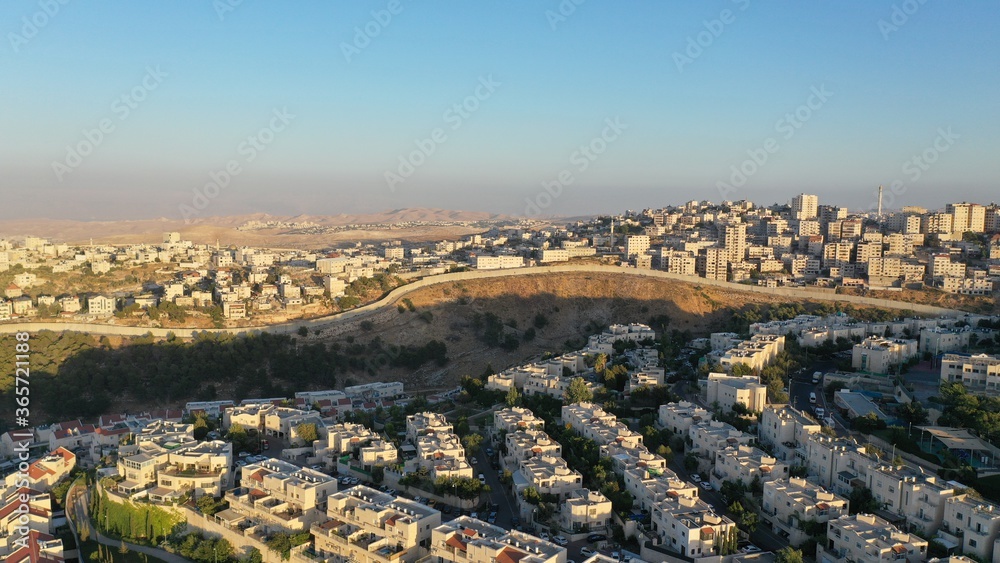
[852,337,919,374]
[820,513,928,563]
[941,496,1000,562]
[759,405,822,465]
[430,516,566,563]
[649,494,737,558]
[705,373,768,413]
[940,353,1000,393]
[688,421,753,459]
[762,477,849,546]
[560,488,612,534]
[517,455,584,500]
[406,412,453,443]
[226,458,337,531]
[658,402,713,435]
[711,445,788,490]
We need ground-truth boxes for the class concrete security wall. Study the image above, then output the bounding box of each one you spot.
[0,265,967,339]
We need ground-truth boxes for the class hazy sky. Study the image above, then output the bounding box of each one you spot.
[2,1,998,221]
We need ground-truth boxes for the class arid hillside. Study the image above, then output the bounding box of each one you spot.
[304,272,863,390]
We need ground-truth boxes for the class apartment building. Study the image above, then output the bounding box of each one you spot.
[320,485,441,557]
[561,403,643,449]
[658,401,713,435]
[6,448,76,493]
[430,516,566,563]
[762,477,849,546]
[518,455,584,500]
[941,496,1000,562]
[560,488,613,534]
[900,475,957,536]
[117,437,232,501]
[941,276,994,296]
[921,327,974,354]
[601,441,667,474]
[803,435,871,492]
[622,465,699,512]
[505,429,562,471]
[87,294,116,316]
[326,422,379,455]
[153,440,233,500]
[820,513,928,563]
[410,432,472,480]
[625,235,650,258]
[359,440,398,469]
[711,445,788,489]
[494,407,545,436]
[226,458,337,531]
[406,412,453,443]
[345,382,404,401]
[705,373,768,413]
[852,337,919,374]
[688,421,753,459]
[940,353,1000,393]
[759,405,821,465]
[719,335,786,372]
[264,407,325,444]
[649,495,737,558]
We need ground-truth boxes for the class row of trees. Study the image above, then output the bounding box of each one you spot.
[90,489,182,546]
[0,329,447,422]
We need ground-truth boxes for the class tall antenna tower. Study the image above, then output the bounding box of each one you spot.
[877,185,884,217]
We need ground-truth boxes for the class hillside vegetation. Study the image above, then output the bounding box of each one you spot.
[0,272,911,425]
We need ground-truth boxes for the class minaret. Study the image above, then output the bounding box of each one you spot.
[609,219,614,249]
[877,185,884,217]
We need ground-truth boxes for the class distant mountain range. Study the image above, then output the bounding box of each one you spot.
[0,208,519,247]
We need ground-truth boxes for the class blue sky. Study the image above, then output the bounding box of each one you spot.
[1,0,998,220]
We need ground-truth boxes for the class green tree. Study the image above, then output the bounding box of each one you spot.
[564,377,593,404]
[593,353,608,374]
[371,465,384,484]
[505,385,521,407]
[295,422,319,444]
[775,547,804,563]
[462,433,484,456]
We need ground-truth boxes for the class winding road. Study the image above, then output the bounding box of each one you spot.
[0,264,969,339]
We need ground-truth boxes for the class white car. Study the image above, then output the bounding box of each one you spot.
[478,473,486,484]
[539,532,550,541]
[741,545,761,553]
[700,481,712,490]
[580,547,596,557]
[552,535,568,546]
[691,473,702,482]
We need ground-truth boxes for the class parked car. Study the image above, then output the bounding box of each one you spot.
[478,473,486,484]
[741,545,761,553]
[487,514,497,523]
[441,506,452,515]
[539,531,550,541]
[587,534,607,543]
[485,447,494,456]
[580,547,596,557]
[552,536,568,546]
[471,457,478,465]
[700,481,712,490]
[691,473,702,482]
